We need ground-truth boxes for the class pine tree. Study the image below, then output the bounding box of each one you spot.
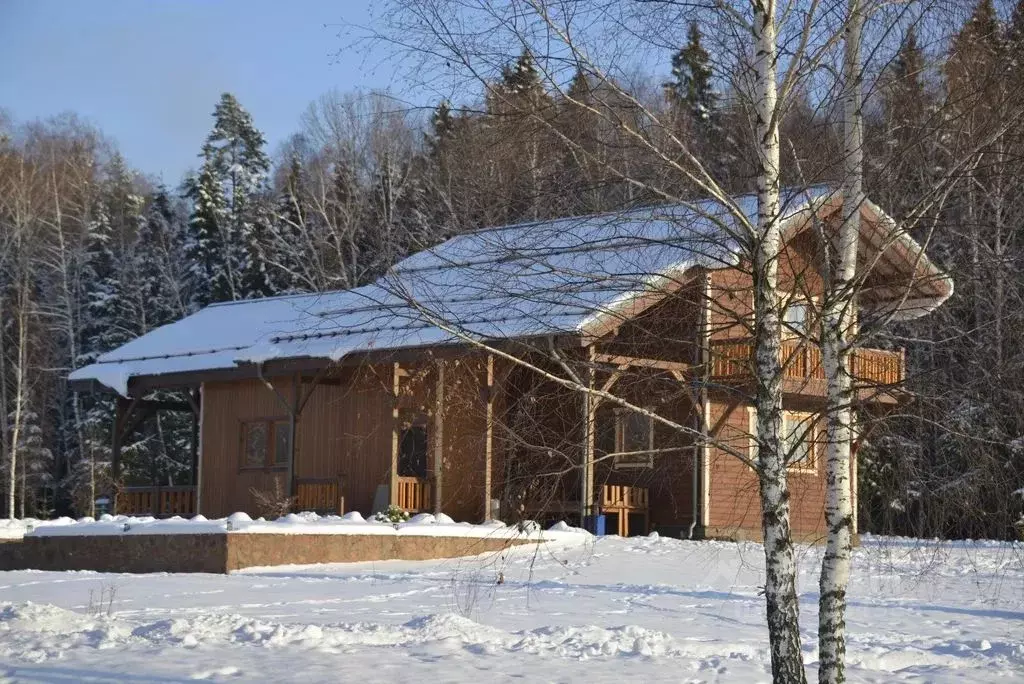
[185,93,273,305]
[666,22,717,122]
[183,166,230,307]
[426,100,455,157]
[487,49,555,222]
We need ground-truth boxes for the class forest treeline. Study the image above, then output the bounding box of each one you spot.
[1,0,1022,537]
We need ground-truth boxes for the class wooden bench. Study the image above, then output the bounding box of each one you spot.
[601,485,649,536]
[294,477,345,515]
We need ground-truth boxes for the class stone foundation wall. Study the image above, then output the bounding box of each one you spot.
[0,533,532,574]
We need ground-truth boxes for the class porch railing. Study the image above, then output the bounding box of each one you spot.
[295,477,345,515]
[117,486,196,517]
[396,476,432,513]
[710,338,904,386]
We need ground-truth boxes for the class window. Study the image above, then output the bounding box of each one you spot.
[613,409,655,469]
[747,409,817,471]
[782,412,815,467]
[783,302,809,336]
[240,419,290,470]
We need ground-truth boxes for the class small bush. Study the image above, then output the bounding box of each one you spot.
[374,504,410,523]
[249,478,295,519]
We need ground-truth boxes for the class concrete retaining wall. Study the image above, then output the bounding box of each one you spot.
[0,533,532,574]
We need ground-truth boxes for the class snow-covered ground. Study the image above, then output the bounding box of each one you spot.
[0,534,1021,682]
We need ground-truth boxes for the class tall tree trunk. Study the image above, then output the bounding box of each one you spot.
[751,1,807,681]
[818,2,863,681]
[8,280,30,519]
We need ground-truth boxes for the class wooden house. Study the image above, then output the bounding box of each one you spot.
[69,189,952,540]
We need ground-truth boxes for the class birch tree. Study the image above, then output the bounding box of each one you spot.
[370,0,869,679]
[817,0,863,679]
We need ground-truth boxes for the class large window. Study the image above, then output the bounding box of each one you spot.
[613,409,655,469]
[747,409,817,472]
[240,419,290,470]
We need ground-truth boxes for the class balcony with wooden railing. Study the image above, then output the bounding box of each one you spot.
[117,486,196,517]
[709,338,905,395]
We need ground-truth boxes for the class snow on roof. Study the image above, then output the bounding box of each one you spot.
[69,187,946,395]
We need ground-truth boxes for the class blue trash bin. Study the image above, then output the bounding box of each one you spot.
[584,514,606,535]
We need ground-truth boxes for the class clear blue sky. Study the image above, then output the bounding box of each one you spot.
[0,0,403,184]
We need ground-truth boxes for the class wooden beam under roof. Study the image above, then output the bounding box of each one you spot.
[592,353,692,373]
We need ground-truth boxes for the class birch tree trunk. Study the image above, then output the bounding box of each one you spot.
[751,0,807,680]
[818,1,863,680]
[8,278,30,519]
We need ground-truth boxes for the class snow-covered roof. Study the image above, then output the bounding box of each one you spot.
[69,187,950,395]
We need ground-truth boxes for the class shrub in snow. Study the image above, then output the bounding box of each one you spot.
[341,511,365,522]
[190,514,208,522]
[373,505,410,523]
[249,478,295,519]
[434,513,456,525]
[227,512,252,523]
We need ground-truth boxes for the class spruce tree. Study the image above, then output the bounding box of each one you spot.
[185,93,273,305]
[666,22,717,122]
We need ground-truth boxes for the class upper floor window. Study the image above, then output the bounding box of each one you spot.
[613,409,655,469]
[783,301,809,336]
[241,419,290,470]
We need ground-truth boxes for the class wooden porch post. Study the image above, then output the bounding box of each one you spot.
[483,354,494,520]
[112,396,128,483]
[389,362,401,507]
[287,374,299,496]
[581,346,596,521]
[195,385,204,515]
[433,361,445,515]
[188,389,200,488]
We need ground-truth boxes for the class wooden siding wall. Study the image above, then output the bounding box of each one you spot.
[200,367,395,518]
[598,283,702,362]
[592,373,697,532]
[704,397,841,539]
[199,359,494,521]
[438,357,489,522]
[493,359,584,517]
[708,231,826,342]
